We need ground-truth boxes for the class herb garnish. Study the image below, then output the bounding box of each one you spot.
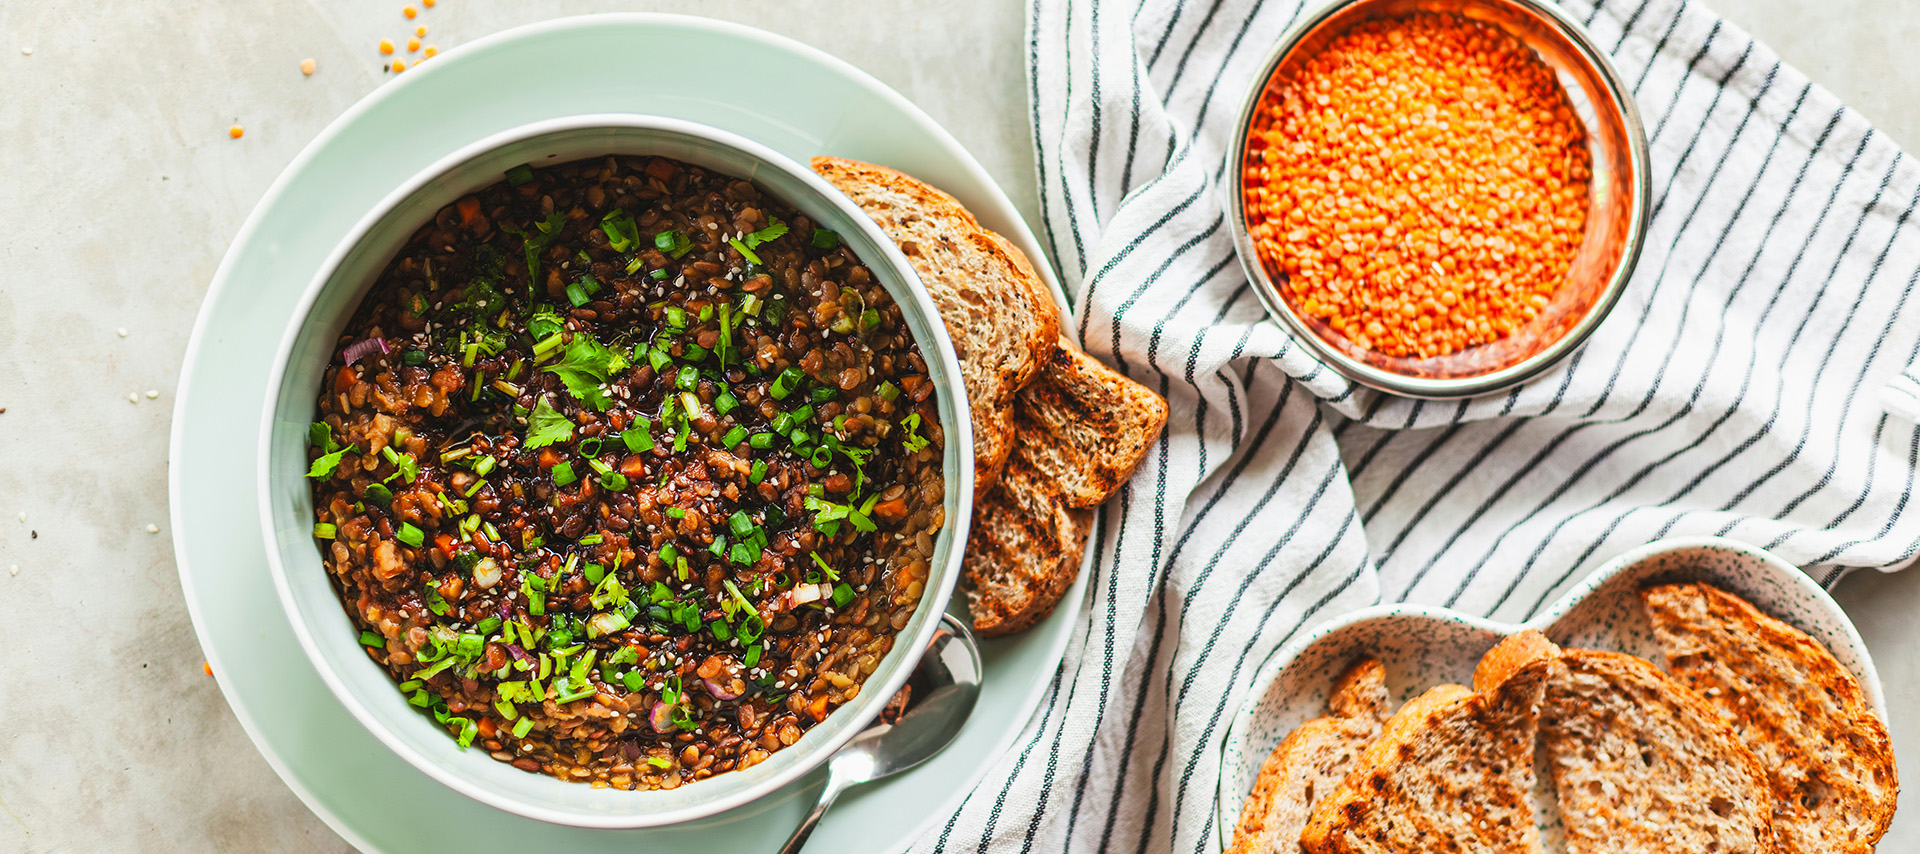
[523,396,575,449]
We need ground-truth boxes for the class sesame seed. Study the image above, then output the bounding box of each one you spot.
[145,390,159,399]
[117,328,129,337]
[146,524,160,534]
[126,393,139,404]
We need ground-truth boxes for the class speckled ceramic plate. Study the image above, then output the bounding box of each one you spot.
[1212,536,1887,850]
[170,14,1087,853]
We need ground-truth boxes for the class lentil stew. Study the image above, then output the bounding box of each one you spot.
[302,154,946,790]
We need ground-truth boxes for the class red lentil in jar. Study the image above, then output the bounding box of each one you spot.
[1242,12,1592,360]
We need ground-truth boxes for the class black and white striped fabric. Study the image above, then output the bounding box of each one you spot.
[912,0,1920,851]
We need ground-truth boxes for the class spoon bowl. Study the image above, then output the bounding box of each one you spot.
[779,614,983,854]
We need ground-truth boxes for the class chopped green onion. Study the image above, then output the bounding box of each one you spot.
[659,544,679,563]
[623,423,655,453]
[621,670,647,692]
[565,282,590,307]
[474,455,497,477]
[579,534,604,547]
[749,460,767,484]
[578,436,603,457]
[600,471,629,491]
[749,432,774,450]
[649,268,669,280]
[832,582,855,609]
[314,523,338,539]
[551,462,578,487]
[727,237,762,266]
[810,386,839,404]
[728,510,754,538]
[663,306,688,329]
[359,630,383,648]
[769,367,804,400]
[710,620,732,643]
[395,523,425,548]
[810,551,840,582]
[666,507,685,519]
[505,163,535,186]
[810,228,839,249]
[714,392,739,415]
[675,366,698,391]
[512,717,535,739]
[722,425,748,448]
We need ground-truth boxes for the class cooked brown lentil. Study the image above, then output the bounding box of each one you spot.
[304,154,946,789]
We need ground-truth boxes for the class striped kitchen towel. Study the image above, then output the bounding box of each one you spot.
[916,0,1920,852]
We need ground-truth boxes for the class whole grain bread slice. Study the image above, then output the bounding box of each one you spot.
[810,156,1060,496]
[961,459,1093,637]
[1641,583,1897,854]
[1300,631,1559,854]
[1228,659,1394,854]
[1542,648,1778,854]
[1011,341,1169,508]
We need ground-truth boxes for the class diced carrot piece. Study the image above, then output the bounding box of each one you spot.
[537,448,559,468]
[455,196,481,226]
[645,158,677,181]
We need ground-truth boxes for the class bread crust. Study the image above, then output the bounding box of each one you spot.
[809,156,1060,496]
[1010,342,1169,508]
[1542,648,1779,854]
[1300,631,1557,854]
[1642,583,1898,854]
[1228,660,1393,854]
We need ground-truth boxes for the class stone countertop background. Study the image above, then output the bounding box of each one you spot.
[0,0,1913,850]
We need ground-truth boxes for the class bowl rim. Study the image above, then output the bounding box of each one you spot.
[1210,534,1887,848]
[1223,0,1653,399]
[254,112,975,828]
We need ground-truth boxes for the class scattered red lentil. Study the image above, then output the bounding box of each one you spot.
[1242,12,1592,360]
[228,124,244,139]
[203,661,214,676]
[404,5,418,19]
[407,37,421,52]
[423,0,435,7]
[416,25,428,37]
[391,58,407,73]
[300,57,316,75]
[378,38,395,55]
[423,45,438,58]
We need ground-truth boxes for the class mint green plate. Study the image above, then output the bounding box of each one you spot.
[168,14,1082,852]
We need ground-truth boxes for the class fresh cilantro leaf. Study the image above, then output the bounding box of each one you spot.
[515,212,568,286]
[542,334,625,411]
[451,278,503,322]
[307,444,354,479]
[744,216,788,248]
[810,228,839,249]
[601,211,641,253]
[309,421,340,453]
[900,412,930,453]
[524,397,574,449]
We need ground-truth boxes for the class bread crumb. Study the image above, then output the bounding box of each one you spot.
[19,47,31,56]
[301,57,317,75]
[7,566,16,577]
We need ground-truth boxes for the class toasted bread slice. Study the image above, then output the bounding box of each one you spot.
[1542,648,1778,854]
[1301,631,1559,854]
[1641,583,1897,854]
[810,156,1060,496]
[1229,660,1394,854]
[961,460,1093,637]
[1011,342,1169,508]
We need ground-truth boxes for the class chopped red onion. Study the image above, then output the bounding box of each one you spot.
[649,702,675,733]
[342,337,390,365]
[704,678,740,701]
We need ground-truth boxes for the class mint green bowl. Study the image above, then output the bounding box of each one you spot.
[255,114,973,829]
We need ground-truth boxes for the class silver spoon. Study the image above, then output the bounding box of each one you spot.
[777,613,982,854]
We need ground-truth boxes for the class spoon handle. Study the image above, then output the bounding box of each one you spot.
[777,772,851,854]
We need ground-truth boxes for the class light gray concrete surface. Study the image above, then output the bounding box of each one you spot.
[0,0,1913,851]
